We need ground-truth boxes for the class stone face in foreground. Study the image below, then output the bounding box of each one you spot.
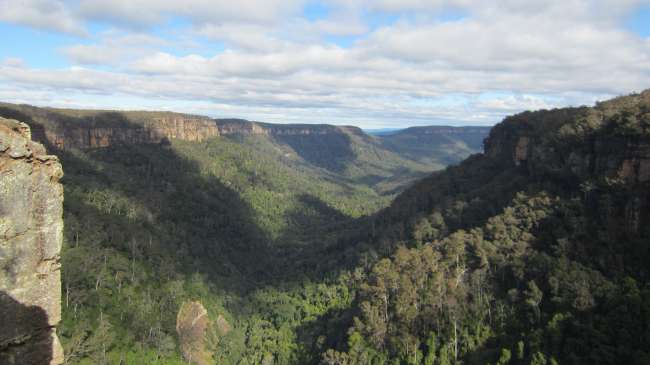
[176,301,213,365]
[0,117,64,365]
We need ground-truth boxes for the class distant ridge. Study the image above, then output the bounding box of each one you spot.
[364,128,404,136]
[377,124,491,166]
[0,102,488,175]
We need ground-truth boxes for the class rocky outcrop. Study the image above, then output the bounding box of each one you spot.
[485,119,650,184]
[176,301,212,365]
[215,119,268,135]
[215,119,358,137]
[36,116,220,150]
[483,89,650,236]
[0,117,64,365]
[614,150,650,184]
[41,118,364,150]
[513,136,530,166]
[0,104,365,150]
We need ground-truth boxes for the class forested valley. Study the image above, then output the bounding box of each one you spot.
[1,90,649,365]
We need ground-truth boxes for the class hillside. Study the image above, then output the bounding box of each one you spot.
[0,103,439,196]
[378,126,490,167]
[322,90,650,364]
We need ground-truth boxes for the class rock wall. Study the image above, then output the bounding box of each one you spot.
[485,123,650,184]
[0,117,64,365]
[176,301,212,365]
[214,119,355,136]
[38,116,221,150]
[0,103,368,151]
[19,113,358,150]
[484,90,650,183]
[482,91,650,237]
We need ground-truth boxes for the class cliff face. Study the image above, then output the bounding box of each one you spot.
[215,119,359,136]
[40,119,356,149]
[484,91,650,183]
[176,301,212,365]
[36,116,220,150]
[0,104,364,150]
[0,118,64,365]
[483,89,650,236]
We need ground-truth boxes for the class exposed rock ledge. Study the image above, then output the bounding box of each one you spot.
[35,116,220,150]
[0,117,64,365]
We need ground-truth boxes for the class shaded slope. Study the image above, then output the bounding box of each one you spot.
[0,104,419,364]
[321,90,650,365]
[0,103,437,197]
[378,125,491,167]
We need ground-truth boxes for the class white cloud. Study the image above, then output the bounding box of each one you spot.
[194,23,291,52]
[0,0,85,35]
[2,57,24,67]
[77,0,305,27]
[1,0,649,127]
[475,95,556,112]
[62,31,170,65]
[367,0,471,13]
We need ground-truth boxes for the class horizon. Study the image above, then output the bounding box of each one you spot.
[1,1,649,128]
[0,99,496,129]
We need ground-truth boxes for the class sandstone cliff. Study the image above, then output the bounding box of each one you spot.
[484,90,650,183]
[176,301,212,365]
[0,117,64,364]
[483,89,650,236]
[37,116,220,150]
[214,118,359,136]
[0,104,366,151]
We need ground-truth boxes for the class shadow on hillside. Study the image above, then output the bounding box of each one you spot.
[287,194,350,230]
[0,108,369,291]
[0,106,34,124]
[273,133,355,173]
[1,107,540,285]
[378,129,488,166]
[262,193,366,281]
[295,305,355,364]
[57,137,272,290]
[0,291,54,365]
[0,105,136,129]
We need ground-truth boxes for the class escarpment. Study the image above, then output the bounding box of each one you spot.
[0,117,64,365]
[484,90,650,183]
[483,89,650,236]
[0,104,364,151]
[399,126,491,135]
[176,301,213,365]
[36,116,220,150]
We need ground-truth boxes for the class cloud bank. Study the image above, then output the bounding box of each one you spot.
[0,0,649,127]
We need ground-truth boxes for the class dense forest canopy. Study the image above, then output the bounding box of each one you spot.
[325,90,650,365]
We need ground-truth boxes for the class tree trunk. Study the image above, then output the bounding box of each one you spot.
[453,317,458,361]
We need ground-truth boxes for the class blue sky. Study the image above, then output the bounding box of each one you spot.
[0,0,649,128]
[627,5,650,36]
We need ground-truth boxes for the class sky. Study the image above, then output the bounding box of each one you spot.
[0,0,649,128]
